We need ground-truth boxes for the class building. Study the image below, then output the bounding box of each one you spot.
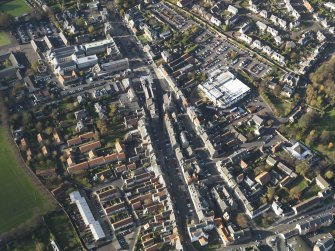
[83,38,120,56]
[296,214,333,235]
[227,5,238,15]
[324,2,335,11]
[314,233,334,251]
[199,70,250,109]
[255,171,271,185]
[287,141,313,160]
[69,191,106,241]
[229,149,248,164]
[292,195,320,215]
[93,58,129,76]
[76,55,98,69]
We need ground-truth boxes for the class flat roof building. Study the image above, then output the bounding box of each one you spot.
[199,71,250,108]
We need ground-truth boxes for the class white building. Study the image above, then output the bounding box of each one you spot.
[227,5,238,15]
[211,16,222,26]
[198,70,250,109]
[252,40,262,49]
[76,55,98,69]
[240,33,253,44]
[271,52,285,64]
[256,21,267,32]
[69,191,106,241]
[324,2,335,11]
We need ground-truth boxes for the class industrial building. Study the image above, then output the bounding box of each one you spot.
[69,191,106,241]
[198,70,250,108]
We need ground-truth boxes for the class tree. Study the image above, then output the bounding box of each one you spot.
[235,213,248,229]
[306,130,318,146]
[88,25,94,33]
[320,131,331,145]
[31,61,40,72]
[325,170,334,180]
[45,126,53,135]
[22,111,32,125]
[296,162,310,177]
[273,85,281,97]
[266,186,276,201]
[36,121,43,132]
[290,187,301,200]
[298,111,319,133]
[0,13,14,30]
[75,17,86,27]
[96,119,108,136]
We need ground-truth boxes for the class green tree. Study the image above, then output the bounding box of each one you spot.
[88,25,94,33]
[320,131,331,145]
[0,13,14,30]
[96,119,108,136]
[235,213,248,229]
[266,186,276,201]
[290,187,301,200]
[296,162,310,177]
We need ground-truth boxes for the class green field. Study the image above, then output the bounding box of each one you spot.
[0,32,11,47]
[0,128,50,235]
[0,0,30,17]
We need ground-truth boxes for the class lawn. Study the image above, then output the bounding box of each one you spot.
[0,128,50,235]
[0,32,11,47]
[311,109,335,161]
[0,0,30,17]
[316,109,335,131]
[261,91,292,117]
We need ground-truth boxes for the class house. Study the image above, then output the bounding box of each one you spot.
[292,195,320,215]
[41,145,48,156]
[229,149,248,164]
[313,233,334,251]
[76,120,86,132]
[272,201,283,216]
[275,36,283,45]
[255,171,271,185]
[317,31,326,42]
[287,141,313,160]
[53,130,63,144]
[115,141,124,153]
[266,155,277,166]
[281,85,294,98]
[111,217,133,231]
[260,10,268,19]
[240,33,252,44]
[227,5,238,15]
[316,175,331,190]
[296,214,333,235]
[267,26,279,37]
[304,0,314,12]
[256,21,267,32]
[214,218,231,246]
[252,40,262,49]
[37,133,43,144]
[79,140,102,153]
[252,115,264,126]
[74,109,87,120]
[271,52,285,64]
[262,46,272,55]
[324,2,335,11]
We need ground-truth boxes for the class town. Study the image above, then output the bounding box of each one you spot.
[0,0,335,250]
